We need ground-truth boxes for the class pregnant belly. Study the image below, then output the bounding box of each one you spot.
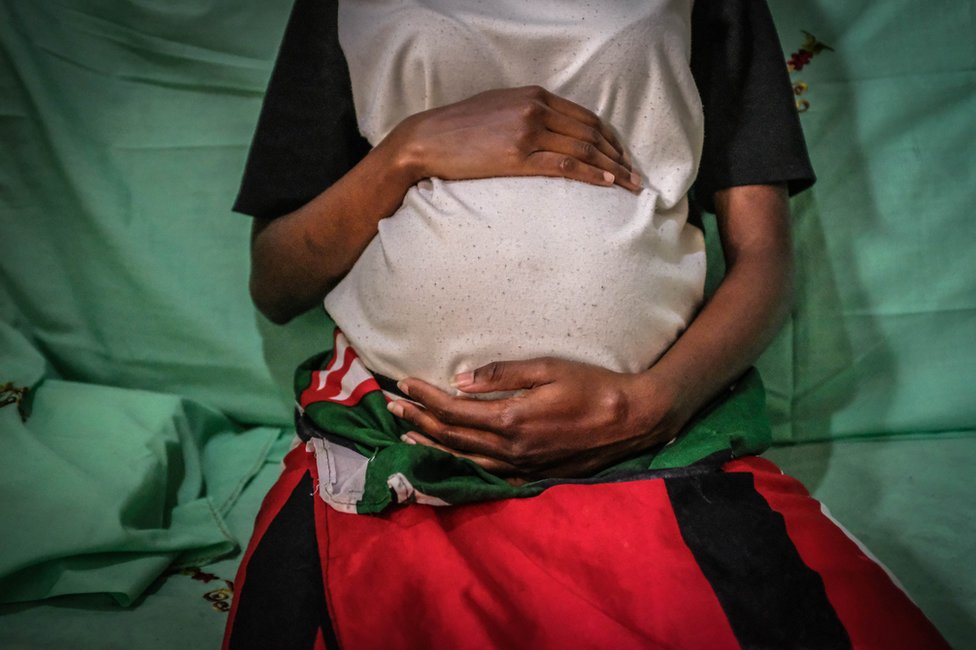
[324,177,706,391]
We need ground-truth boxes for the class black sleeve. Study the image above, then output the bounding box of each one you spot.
[232,0,370,219]
[690,0,815,214]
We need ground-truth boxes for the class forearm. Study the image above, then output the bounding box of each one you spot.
[634,184,794,435]
[249,86,636,324]
[248,133,419,324]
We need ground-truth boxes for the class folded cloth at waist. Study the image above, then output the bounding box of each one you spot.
[295,327,773,514]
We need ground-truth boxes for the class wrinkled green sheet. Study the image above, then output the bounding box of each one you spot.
[0,433,292,650]
[0,322,281,606]
[752,2,976,441]
[0,0,307,611]
[0,0,974,647]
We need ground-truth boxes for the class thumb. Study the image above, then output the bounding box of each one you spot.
[451,359,557,393]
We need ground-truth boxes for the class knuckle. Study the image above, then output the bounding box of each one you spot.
[502,438,529,465]
[598,388,628,424]
[497,405,521,431]
[523,84,548,100]
[513,125,536,150]
[499,447,519,467]
[509,441,546,474]
[497,404,526,432]
[557,156,577,173]
[519,100,544,122]
[575,108,598,126]
[508,440,526,461]
[480,361,504,384]
[398,403,417,422]
[576,141,598,161]
[586,126,602,144]
[538,357,558,373]
[427,402,451,422]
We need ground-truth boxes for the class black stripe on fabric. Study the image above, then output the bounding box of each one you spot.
[373,372,405,398]
[665,471,851,650]
[296,410,369,457]
[228,472,339,650]
[530,450,732,490]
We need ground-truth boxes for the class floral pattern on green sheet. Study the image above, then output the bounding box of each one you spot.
[0,382,31,422]
[788,31,834,112]
[175,567,235,613]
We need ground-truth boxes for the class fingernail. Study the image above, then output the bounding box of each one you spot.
[452,371,474,389]
[603,171,614,184]
[396,380,409,396]
[387,401,404,417]
[400,434,416,445]
[630,171,642,187]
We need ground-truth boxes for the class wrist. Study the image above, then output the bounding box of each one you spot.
[380,113,430,187]
[625,369,688,445]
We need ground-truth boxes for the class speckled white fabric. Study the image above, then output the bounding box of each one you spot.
[325,0,706,390]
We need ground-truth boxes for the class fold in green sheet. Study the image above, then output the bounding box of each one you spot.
[0,322,280,606]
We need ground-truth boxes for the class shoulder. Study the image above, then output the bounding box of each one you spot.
[690,0,815,213]
[232,0,369,220]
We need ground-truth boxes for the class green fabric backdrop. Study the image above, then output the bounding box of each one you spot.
[754,2,975,441]
[1,0,973,646]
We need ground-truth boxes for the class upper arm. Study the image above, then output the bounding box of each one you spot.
[713,184,792,270]
[691,0,815,214]
[249,216,274,248]
[233,0,369,221]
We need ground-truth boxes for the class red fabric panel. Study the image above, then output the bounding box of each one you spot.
[317,465,739,649]
[222,443,310,649]
[734,456,950,649]
[228,448,949,649]
[312,464,340,648]
[313,627,327,650]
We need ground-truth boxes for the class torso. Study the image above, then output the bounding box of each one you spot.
[325,0,707,390]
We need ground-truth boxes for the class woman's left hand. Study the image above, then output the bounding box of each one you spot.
[388,358,684,481]
[387,184,795,482]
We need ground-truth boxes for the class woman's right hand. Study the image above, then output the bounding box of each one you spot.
[389,85,642,192]
[249,86,638,323]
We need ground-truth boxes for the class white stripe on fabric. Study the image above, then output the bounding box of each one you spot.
[304,331,382,407]
[817,502,916,603]
[318,332,369,401]
[387,473,450,507]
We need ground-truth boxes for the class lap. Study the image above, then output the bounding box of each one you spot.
[223,444,947,650]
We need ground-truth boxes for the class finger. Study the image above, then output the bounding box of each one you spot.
[388,395,511,452]
[541,107,631,171]
[396,377,510,429]
[534,131,641,191]
[402,430,520,476]
[541,92,627,160]
[523,151,620,188]
[451,359,558,394]
[406,426,594,483]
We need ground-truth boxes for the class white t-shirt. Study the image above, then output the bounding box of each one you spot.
[324,0,706,390]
